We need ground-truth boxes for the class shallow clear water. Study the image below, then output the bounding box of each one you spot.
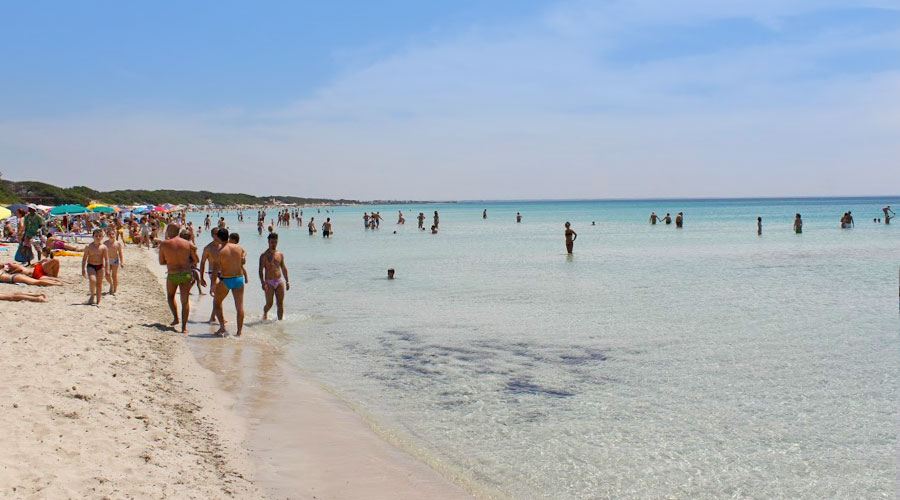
[189,198,898,499]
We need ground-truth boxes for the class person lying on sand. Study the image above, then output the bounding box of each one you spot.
[45,235,83,252]
[0,291,48,302]
[3,252,61,279]
[0,266,64,286]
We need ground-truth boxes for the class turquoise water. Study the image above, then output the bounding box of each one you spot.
[188,198,898,499]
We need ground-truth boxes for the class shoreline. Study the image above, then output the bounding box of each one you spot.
[138,250,478,500]
[0,246,265,499]
[2,246,477,499]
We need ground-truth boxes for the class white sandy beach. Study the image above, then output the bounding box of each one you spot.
[1,246,476,499]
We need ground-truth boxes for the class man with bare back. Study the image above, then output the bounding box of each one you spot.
[159,223,199,333]
[213,227,247,336]
[259,232,290,320]
[200,229,223,321]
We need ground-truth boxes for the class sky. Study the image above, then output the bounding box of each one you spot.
[1,1,899,200]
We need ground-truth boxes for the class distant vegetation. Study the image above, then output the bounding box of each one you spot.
[0,179,361,206]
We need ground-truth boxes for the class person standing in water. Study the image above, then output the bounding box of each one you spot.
[308,217,317,235]
[322,218,332,238]
[433,211,440,229]
[516,212,522,223]
[649,212,660,224]
[757,217,762,236]
[564,222,577,254]
[883,206,894,224]
[663,213,672,225]
[418,212,425,230]
[675,212,684,228]
[259,232,290,320]
[483,209,487,219]
[794,213,803,234]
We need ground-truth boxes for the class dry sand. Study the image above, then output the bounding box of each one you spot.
[1,245,477,500]
[0,247,265,499]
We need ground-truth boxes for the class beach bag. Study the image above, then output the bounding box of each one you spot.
[14,240,33,263]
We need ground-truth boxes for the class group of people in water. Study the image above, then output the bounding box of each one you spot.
[159,222,290,336]
[4,201,896,331]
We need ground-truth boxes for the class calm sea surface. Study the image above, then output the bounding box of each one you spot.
[187,198,898,499]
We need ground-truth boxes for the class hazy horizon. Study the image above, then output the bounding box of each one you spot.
[2,1,898,200]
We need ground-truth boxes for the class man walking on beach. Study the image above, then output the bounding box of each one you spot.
[259,233,290,320]
[200,229,223,319]
[213,228,246,336]
[159,223,198,333]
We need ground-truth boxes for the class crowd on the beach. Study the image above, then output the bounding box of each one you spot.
[3,201,896,337]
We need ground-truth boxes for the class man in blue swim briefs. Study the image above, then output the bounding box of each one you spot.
[212,227,246,336]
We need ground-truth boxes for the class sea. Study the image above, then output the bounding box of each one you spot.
[184,198,898,499]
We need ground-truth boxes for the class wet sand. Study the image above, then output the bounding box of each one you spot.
[139,251,477,500]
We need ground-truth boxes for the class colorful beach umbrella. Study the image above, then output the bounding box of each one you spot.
[6,203,27,213]
[0,206,11,221]
[152,206,168,212]
[90,205,116,213]
[50,204,89,216]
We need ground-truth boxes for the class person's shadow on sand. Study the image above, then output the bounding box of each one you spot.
[140,322,175,332]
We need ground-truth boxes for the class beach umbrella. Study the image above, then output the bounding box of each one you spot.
[0,206,11,221]
[50,204,89,216]
[152,206,168,212]
[6,203,27,213]
[90,205,116,213]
